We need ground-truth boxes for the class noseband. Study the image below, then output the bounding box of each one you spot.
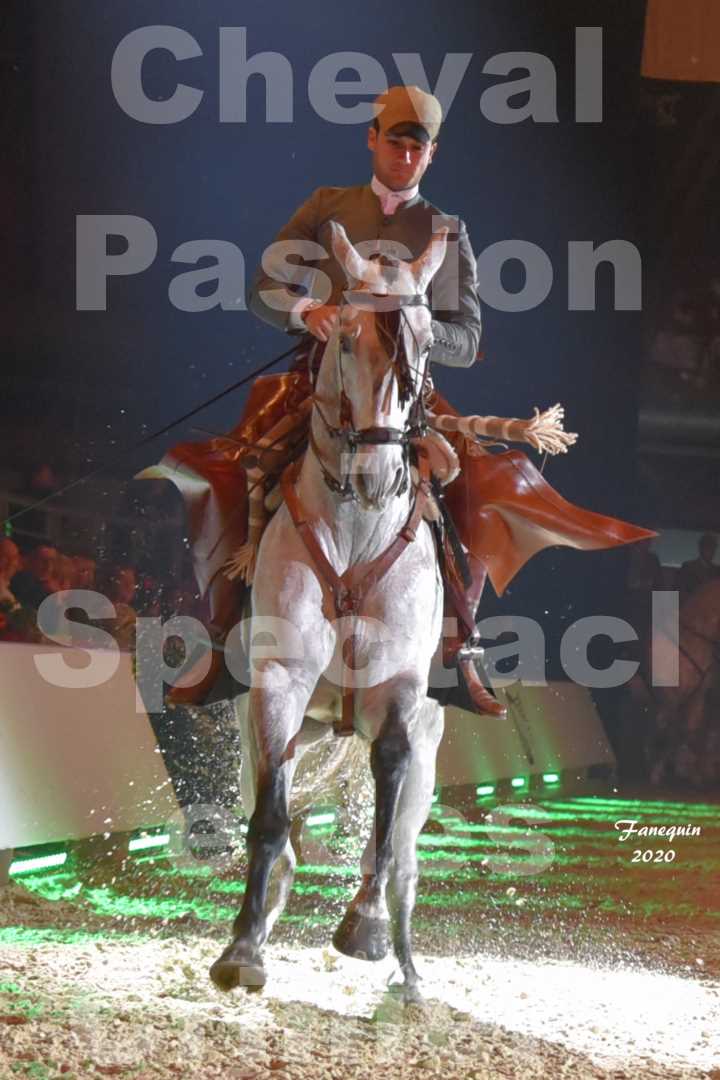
[310,292,431,500]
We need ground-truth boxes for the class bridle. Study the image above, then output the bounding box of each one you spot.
[309,289,432,500]
[280,280,437,742]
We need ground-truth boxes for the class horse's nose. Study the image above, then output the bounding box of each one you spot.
[353,456,405,509]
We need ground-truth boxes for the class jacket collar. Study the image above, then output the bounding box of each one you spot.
[369,174,421,214]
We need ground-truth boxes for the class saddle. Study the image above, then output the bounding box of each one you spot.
[139,368,654,707]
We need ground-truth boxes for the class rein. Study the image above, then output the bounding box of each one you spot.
[280,288,435,738]
[281,452,432,737]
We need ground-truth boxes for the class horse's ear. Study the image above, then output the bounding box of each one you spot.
[411,226,449,292]
[329,221,379,287]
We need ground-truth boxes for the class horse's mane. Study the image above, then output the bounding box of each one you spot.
[360,251,425,408]
[374,306,417,408]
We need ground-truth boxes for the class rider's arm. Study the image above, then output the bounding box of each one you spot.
[247,188,325,335]
[428,219,482,369]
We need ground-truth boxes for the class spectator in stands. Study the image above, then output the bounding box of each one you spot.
[626,538,664,652]
[72,555,97,590]
[679,533,719,599]
[23,462,57,498]
[102,563,138,650]
[0,539,42,643]
[650,290,703,381]
[52,554,76,592]
[11,544,58,609]
[704,275,720,384]
[0,538,21,609]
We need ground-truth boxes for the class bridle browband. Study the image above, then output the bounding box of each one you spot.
[309,290,432,500]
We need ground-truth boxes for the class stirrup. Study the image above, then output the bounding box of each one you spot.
[456,638,486,662]
[457,655,507,718]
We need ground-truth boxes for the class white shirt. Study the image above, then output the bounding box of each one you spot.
[370,173,420,215]
[288,175,420,329]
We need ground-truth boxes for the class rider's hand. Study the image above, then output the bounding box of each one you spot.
[302,303,339,342]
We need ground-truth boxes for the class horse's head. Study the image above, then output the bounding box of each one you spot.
[311,221,448,510]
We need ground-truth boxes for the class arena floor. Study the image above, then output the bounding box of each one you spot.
[1,791,718,1079]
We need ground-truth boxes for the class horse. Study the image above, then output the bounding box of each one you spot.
[645,577,720,787]
[208,221,451,1002]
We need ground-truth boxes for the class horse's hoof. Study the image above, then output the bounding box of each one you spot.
[209,941,266,992]
[332,910,389,961]
[388,980,424,1006]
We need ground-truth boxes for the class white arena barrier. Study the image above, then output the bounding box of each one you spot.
[0,642,180,853]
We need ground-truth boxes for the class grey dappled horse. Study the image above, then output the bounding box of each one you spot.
[209,222,450,1001]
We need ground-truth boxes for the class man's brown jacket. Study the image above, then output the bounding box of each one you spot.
[247,183,482,368]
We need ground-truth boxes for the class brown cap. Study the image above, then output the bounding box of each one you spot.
[372,85,442,140]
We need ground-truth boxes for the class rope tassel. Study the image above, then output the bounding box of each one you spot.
[432,402,578,456]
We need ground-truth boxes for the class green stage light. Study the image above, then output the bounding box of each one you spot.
[9,852,67,876]
[511,777,527,789]
[306,812,336,827]
[476,784,496,797]
[543,772,561,784]
[128,833,170,853]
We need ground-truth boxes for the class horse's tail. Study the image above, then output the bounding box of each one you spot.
[290,733,370,820]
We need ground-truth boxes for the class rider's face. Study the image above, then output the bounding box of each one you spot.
[368,125,437,191]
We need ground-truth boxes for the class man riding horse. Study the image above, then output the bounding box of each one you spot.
[146,84,652,714]
[139,87,656,995]
[242,83,504,714]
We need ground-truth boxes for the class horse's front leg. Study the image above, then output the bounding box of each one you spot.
[209,663,316,992]
[332,677,424,963]
[387,698,444,1003]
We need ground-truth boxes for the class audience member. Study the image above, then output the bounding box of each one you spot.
[650,292,703,380]
[679,533,720,599]
[102,564,138,650]
[626,538,663,655]
[72,555,97,590]
[0,538,21,608]
[53,554,76,592]
[0,538,43,642]
[22,463,57,498]
[11,544,58,609]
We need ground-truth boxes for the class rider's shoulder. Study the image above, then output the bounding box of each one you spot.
[412,195,468,232]
[306,184,368,206]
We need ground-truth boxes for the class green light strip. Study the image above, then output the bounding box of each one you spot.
[542,772,561,784]
[128,833,170,853]
[476,784,496,797]
[511,777,527,788]
[306,812,336,827]
[547,800,720,821]
[9,852,67,875]
[568,797,720,814]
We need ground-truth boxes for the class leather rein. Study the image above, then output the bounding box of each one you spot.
[280,291,434,737]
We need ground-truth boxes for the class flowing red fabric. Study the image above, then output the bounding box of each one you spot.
[141,374,654,622]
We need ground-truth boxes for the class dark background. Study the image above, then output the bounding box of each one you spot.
[2,0,656,667]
